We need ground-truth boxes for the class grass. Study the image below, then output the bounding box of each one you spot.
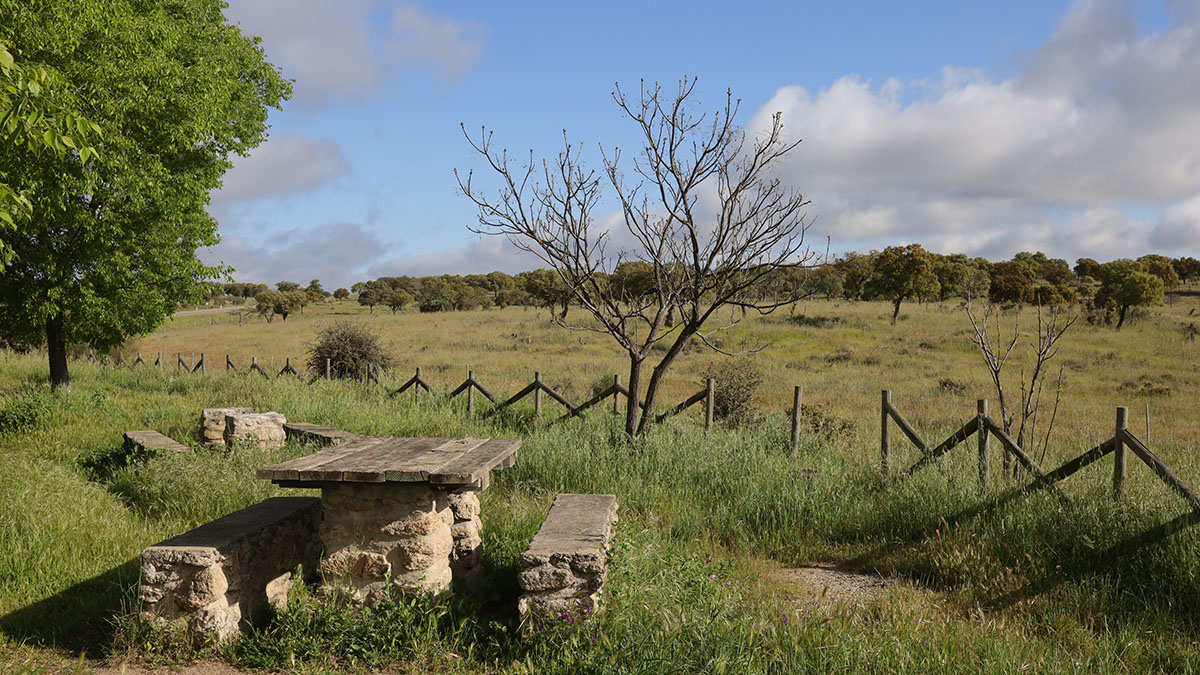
[1,296,1200,671]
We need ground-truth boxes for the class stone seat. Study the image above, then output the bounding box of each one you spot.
[283,422,358,446]
[139,496,322,640]
[123,430,187,454]
[517,493,618,622]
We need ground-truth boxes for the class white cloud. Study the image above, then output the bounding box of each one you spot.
[1150,195,1200,250]
[749,0,1200,260]
[212,133,349,206]
[203,223,395,289]
[223,1,484,108]
[368,236,542,278]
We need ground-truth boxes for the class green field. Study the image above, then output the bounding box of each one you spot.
[2,297,1200,672]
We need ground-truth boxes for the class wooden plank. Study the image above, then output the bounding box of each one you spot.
[383,437,487,481]
[537,382,575,412]
[255,436,381,481]
[429,438,521,485]
[886,402,930,456]
[983,418,1070,506]
[906,417,978,475]
[295,437,392,482]
[315,437,436,483]
[653,389,707,424]
[1020,438,1115,496]
[1120,429,1200,512]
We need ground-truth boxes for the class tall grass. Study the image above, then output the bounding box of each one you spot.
[2,295,1200,670]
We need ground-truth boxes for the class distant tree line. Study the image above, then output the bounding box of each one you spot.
[209,251,1197,329]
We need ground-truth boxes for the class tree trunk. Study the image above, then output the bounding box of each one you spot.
[46,315,70,390]
[559,301,569,321]
[891,299,902,324]
[624,355,644,437]
[634,327,698,436]
[1116,305,1127,329]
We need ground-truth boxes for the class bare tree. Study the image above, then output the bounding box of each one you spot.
[456,78,816,436]
[965,299,1075,475]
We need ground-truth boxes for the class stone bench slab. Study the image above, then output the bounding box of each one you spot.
[124,430,187,454]
[140,496,322,639]
[284,423,358,447]
[518,493,618,622]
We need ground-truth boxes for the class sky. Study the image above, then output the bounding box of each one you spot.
[207,0,1200,290]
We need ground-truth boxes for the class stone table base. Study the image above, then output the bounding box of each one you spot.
[319,483,470,603]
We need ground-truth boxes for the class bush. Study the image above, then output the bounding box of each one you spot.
[700,358,763,428]
[306,320,396,381]
[0,387,52,435]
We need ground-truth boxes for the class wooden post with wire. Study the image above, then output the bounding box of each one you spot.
[881,390,891,475]
[1114,406,1128,500]
[977,399,989,489]
[790,385,802,452]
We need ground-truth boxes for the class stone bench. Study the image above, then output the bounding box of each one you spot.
[123,430,187,454]
[517,493,618,622]
[139,496,322,640]
[224,412,286,449]
[198,407,253,445]
[283,422,358,447]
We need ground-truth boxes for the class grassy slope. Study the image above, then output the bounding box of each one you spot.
[0,296,1198,672]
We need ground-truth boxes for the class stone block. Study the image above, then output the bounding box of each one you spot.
[518,494,617,625]
[123,430,188,454]
[139,496,321,641]
[224,412,286,450]
[283,423,358,446]
[198,407,253,445]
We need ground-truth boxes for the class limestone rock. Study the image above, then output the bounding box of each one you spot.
[447,492,481,521]
[224,412,286,449]
[199,407,253,445]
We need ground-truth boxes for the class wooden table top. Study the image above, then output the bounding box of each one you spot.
[257,436,521,488]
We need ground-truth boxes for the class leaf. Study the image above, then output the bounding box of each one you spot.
[62,135,76,149]
[26,80,41,96]
[79,146,91,164]
[0,48,12,70]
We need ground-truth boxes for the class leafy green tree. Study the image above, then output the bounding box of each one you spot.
[0,1,288,388]
[1095,259,1165,329]
[305,279,329,303]
[1172,256,1200,285]
[989,273,1033,304]
[0,41,100,264]
[357,280,387,313]
[835,251,875,300]
[383,288,412,315]
[1137,254,1179,290]
[1074,258,1102,280]
[520,269,573,319]
[867,244,940,324]
[276,281,301,292]
[333,287,350,300]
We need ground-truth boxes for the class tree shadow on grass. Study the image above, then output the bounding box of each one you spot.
[0,558,139,657]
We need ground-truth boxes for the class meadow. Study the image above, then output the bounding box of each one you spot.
[2,294,1200,672]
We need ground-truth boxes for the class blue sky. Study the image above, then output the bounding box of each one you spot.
[208,0,1200,289]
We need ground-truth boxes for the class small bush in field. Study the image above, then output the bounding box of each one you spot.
[700,358,763,428]
[305,320,395,380]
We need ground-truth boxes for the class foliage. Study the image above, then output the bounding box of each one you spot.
[333,287,350,300]
[382,288,412,314]
[1094,259,1165,329]
[305,319,395,380]
[254,289,304,323]
[356,280,387,313]
[0,0,290,389]
[700,357,764,427]
[0,386,53,434]
[867,243,940,323]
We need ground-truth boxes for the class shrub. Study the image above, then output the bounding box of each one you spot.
[0,387,52,435]
[305,320,396,381]
[700,358,763,428]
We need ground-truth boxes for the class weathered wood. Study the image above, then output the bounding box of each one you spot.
[498,381,538,410]
[429,438,521,484]
[880,390,891,475]
[1120,429,1200,513]
[977,400,989,489]
[385,438,490,482]
[534,372,543,415]
[654,388,707,424]
[982,417,1069,505]
[124,430,188,454]
[886,402,930,456]
[390,369,434,397]
[256,437,384,481]
[325,357,331,380]
[789,385,801,451]
[283,422,357,447]
[226,354,236,371]
[566,385,618,419]
[1021,438,1115,496]
[1114,406,1128,501]
[612,374,620,415]
[906,417,979,475]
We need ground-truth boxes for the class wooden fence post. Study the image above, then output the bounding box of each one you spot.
[977,399,989,489]
[534,372,543,416]
[790,385,802,452]
[326,358,331,380]
[225,354,231,372]
[612,374,620,415]
[705,378,715,432]
[1114,406,1128,500]
[467,367,475,416]
[415,367,422,399]
[200,353,206,376]
[881,389,891,475]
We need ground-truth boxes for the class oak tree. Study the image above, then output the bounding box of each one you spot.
[0,0,289,388]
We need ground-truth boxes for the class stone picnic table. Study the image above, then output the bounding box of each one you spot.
[257,435,520,603]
